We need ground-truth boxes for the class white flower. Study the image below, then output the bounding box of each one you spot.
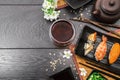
[54,0,58,8]
[79,68,87,76]
[44,13,50,20]
[42,1,51,9]
[42,0,55,9]
[43,9,60,21]
[63,49,73,59]
[42,0,60,21]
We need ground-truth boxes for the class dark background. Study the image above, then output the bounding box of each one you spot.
[0,0,119,80]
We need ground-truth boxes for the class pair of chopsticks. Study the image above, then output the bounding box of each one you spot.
[70,15,120,39]
[79,62,120,79]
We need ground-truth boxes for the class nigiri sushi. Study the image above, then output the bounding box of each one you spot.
[84,32,97,55]
[95,35,107,61]
[109,43,120,64]
[88,32,97,42]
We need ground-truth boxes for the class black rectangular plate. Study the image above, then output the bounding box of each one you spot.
[75,26,120,75]
[65,0,92,9]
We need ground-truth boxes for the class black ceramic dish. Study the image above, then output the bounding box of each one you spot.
[49,67,75,80]
[75,26,120,75]
[87,70,107,80]
[65,0,92,9]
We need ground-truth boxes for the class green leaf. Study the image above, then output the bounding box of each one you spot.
[46,8,54,15]
[47,0,54,3]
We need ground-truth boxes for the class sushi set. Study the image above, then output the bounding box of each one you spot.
[75,26,120,75]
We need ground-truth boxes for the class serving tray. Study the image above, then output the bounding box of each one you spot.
[75,26,120,75]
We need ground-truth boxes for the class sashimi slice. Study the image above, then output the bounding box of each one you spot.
[109,43,120,64]
[95,35,107,61]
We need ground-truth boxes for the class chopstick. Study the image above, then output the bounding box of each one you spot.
[70,16,120,39]
[83,18,120,38]
[79,62,120,79]
[71,17,120,28]
[99,23,120,28]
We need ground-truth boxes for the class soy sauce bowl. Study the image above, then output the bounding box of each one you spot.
[49,19,75,47]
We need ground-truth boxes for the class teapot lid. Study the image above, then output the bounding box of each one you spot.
[100,0,120,14]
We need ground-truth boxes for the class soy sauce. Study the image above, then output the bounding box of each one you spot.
[52,21,74,42]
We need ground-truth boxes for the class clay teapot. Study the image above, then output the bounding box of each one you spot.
[93,0,120,23]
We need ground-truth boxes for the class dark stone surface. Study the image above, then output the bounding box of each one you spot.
[0,1,80,80]
[0,0,43,4]
[0,3,118,48]
[0,49,79,80]
[0,5,82,48]
[0,6,52,48]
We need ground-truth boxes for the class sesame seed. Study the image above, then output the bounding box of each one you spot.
[45,69,48,71]
[63,63,66,65]
[73,68,76,70]
[75,77,78,79]
[63,14,66,16]
[49,53,52,55]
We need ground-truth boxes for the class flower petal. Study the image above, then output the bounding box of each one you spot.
[79,68,87,76]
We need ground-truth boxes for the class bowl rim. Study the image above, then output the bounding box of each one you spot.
[49,19,75,44]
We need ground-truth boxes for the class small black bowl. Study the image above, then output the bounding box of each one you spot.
[65,0,92,9]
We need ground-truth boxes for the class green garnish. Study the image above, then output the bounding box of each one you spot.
[88,71,107,80]
[47,0,54,3]
[46,8,54,15]
[42,0,60,21]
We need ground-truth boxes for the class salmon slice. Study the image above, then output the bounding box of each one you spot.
[95,35,107,61]
[109,43,120,64]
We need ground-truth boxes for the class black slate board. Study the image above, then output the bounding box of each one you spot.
[75,26,120,75]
